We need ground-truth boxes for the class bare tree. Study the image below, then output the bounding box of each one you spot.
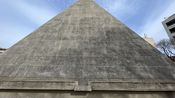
[156,39,175,61]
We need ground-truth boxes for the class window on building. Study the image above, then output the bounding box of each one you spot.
[170,27,175,33]
[166,19,175,27]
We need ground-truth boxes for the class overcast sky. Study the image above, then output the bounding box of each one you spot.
[0,0,175,48]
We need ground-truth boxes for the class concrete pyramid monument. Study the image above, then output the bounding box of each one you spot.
[0,0,175,97]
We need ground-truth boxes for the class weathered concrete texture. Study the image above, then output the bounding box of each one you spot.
[0,0,175,93]
[0,91,174,98]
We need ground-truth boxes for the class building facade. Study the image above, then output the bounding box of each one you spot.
[162,14,175,42]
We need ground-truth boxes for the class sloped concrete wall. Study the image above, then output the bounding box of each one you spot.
[0,91,174,98]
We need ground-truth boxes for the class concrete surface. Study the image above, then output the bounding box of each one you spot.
[0,0,174,96]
